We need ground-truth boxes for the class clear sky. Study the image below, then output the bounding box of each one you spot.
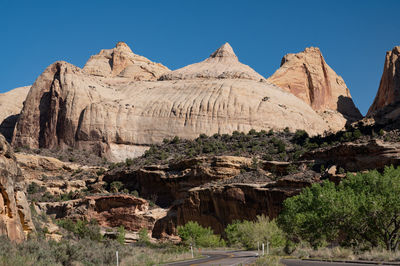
[0,0,398,115]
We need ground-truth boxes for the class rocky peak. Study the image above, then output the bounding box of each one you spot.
[209,42,238,60]
[367,46,400,116]
[159,42,264,81]
[83,41,169,80]
[267,46,362,122]
[115,41,133,53]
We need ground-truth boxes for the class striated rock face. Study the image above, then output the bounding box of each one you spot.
[0,135,34,242]
[267,47,362,130]
[0,86,30,141]
[302,139,400,172]
[36,195,167,232]
[83,42,169,80]
[104,156,253,207]
[12,43,332,161]
[153,177,314,237]
[367,46,400,117]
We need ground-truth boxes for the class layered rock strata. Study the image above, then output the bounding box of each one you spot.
[0,135,34,242]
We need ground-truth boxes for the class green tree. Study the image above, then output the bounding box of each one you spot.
[177,221,224,247]
[225,216,285,249]
[278,166,400,251]
[117,226,125,245]
[110,181,123,193]
[138,228,150,245]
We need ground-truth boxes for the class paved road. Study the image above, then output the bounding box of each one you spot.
[165,250,258,266]
[281,259,382,266]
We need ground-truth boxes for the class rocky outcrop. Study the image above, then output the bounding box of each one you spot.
[103,155,318,238]
[12,42,332,161]
[367,46,400,118]
[153,175,317,238]
[160,43,265,81]
[36,195,167,233]
[104,156,253,207]
[0,86,30,141]
[302,139,400,172]
[267,47,362,130]
[83,42,169,80]
[0,135,34,242]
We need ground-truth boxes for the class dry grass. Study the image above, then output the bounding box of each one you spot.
[121,247,199,265]
[291,245,400,262]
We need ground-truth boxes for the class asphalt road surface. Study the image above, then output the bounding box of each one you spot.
[281,259,381,266]
[164,250,258,266]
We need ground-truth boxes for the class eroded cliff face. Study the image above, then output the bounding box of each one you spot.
[302,139,400,172]
[0,135,34,242]
[367,46,400,118]
[267,47,362,130]
[0,86,30,141]
[35,195,166,233]
[102,155,318,239]
[12,42,332,161]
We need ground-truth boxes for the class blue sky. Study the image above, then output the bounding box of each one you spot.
[0,0,398,115]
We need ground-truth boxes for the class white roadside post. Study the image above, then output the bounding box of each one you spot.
[190,244,194,258]
[116,251,119,266]
[262,243,265,256]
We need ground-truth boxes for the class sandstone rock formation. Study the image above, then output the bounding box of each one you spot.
[0,86,30,141]
[83,42,169,80]
[267,47,362,130]
[102,155,319,238]
[302,139,400,172]
[367,46,400,118]
[0,135,34,242]
[35,194,167,235]
[155,177,315,237]
[12,42,333,161]
[104,156,254,207]
[160,43,265,81]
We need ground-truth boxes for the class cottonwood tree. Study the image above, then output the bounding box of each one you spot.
[279,166,400,251]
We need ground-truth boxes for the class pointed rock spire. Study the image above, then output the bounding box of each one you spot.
[209,42,237,59]
[159,42,264,81]
[367,46,400,116]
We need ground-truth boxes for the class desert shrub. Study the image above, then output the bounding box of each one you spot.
[225,215,285,250]
[96,168,106,176]
[116,226,125,245]
[125,158,134,166]
[138,228,150,245]
[110,181,123,193]
[177,221,224,247]
[279,166,400,251]
[57,219,102,241]
[353,129,362,139]
[27,182,46,194]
